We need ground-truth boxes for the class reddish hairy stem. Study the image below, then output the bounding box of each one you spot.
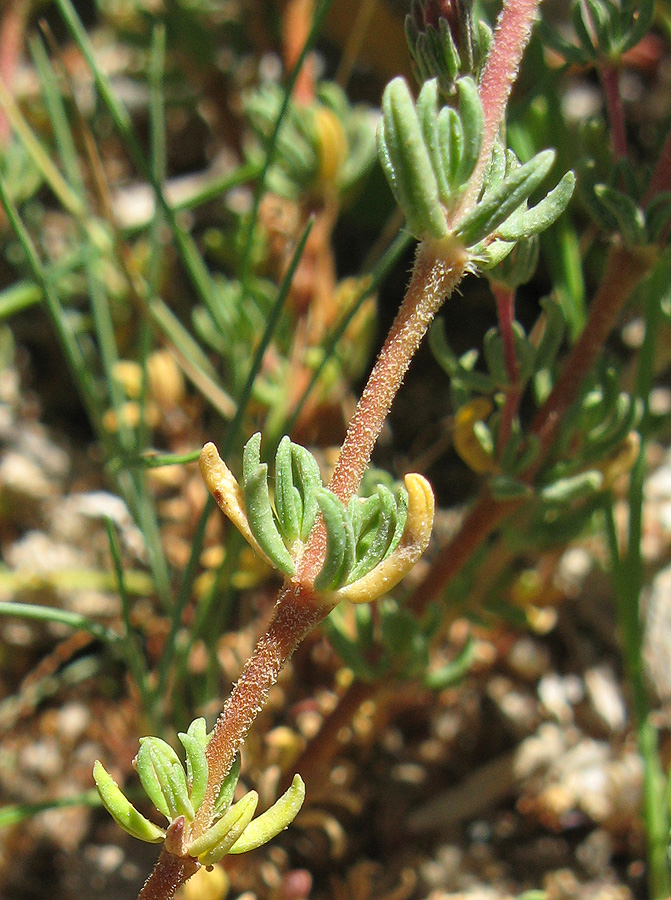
[137,588,328,899]
[600,64,628,160]
[195,589,326,829]
[137,850,198,900]
[459,0,542,214]
[328,238,469,505]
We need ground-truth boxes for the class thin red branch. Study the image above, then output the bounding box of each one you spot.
[599,64,628,161]
[138,587,328,899]
[327,238,469,507]
[137,850,198,900]
[528,243,653,468]
[459,0,542,214]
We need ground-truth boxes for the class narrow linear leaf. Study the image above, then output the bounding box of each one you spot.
[454,77,484,188]
[229,775,306,855]
[93,761,165,843]
[178,732,208,813]
[213,754,242,820]
[313,488,348,591]
[244,465,296,575]
[456,150,556,246]
[188,792,258,865]
[275,436,301,543]
[497,171,575,242]
[378,77,447,239]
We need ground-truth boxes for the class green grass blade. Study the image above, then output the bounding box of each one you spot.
[53,0,224,329]
[0,601,121,646]
[0,791,102,828]
[105,519,152,711]
[0,174,102,432]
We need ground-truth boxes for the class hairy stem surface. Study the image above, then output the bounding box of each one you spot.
[460,0,542,213]
[328,237,469,506]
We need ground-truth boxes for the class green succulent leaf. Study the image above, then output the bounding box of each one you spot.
[377,76,447,239]
[489,475,532,501]
[135,737,183,820]
[347,486,396,584]
[93,760,165,844]
[167,761,195,821]
[540,470,604,503]
[274,435,302,543]
[213,753,242,820]
[188,791,259,866]
[497,171,575,242]
[456,149,556,246]
[229,775,306,855]
[313,488,350,591]
[438,104,462,190]
[290,441,323,540]
[243,433,296,576]
[178,731,208,814]
[454,77,483,188]
[593,184,646,244]
[417,79,450,206]
[424,635,476,690]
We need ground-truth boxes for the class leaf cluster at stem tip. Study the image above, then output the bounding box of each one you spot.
[376,77,575,263]
[93,717,305,865]
[199,433,435,606]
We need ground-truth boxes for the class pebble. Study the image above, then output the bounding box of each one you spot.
[538,674,584,724]
[584,667,627,733]
[55,703,91,743]
[506,637,551,681]
[21,738,63,779]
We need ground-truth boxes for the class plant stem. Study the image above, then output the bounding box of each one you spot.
[643,119,671,204]
[600,64,628,160]
[328,236,470,506]
[459,0,542,215]
[137,849,199,900]
[138,586,328,899]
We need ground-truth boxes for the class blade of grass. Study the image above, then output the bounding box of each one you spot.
[0,74,83,216]
[29,33,85,201]
[53,0,228,332]
[0,791,101,828]
[0,601,121,646]
[604,250,671,900]
[0,174,102,432]
[105,518,153,714]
